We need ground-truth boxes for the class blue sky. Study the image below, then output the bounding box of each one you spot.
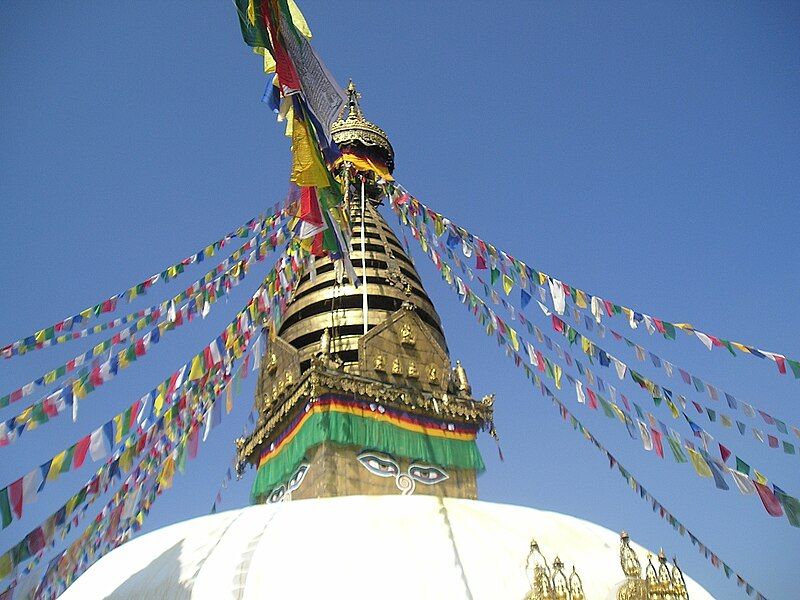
[1,1,799,597]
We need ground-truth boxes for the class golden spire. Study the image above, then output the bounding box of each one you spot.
[330,80,395,172]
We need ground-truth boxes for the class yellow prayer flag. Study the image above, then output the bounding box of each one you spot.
[754,469,768,485]
[287,0,312,38]
[290,117,330,187]
[188,355,205,381]
[113,415,123,443]
[246,0,256,25]
[334,153,393,182]
[65,494,78,516]
[154,392,165,417]
[73,379,87,400]
[687,448,713,478]
[119,444,133,473]
[575,289,588,309]
[508,328,520,352]
[158,456,176,490]
[226,385,234,415]
[553,364,562,389]
[502,274,513,296]
[667,399,679,419]
[263,50,277,74]
[48,451,67,481]
[44,370,57,385]
[0,553,13,580]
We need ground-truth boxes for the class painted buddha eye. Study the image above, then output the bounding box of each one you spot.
[357,451,399,478]
[287,463,309,492]
[268,484,286,503]
[408,464,449,485]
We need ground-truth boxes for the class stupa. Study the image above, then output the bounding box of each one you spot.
[59,84,714,600]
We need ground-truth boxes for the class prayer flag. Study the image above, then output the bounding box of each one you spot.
[754,482,784,517]
[687,448,713,479]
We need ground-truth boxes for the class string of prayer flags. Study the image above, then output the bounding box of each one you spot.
[399,196,768,598]
[0,223,288,412]
[397,189,799,456]
[400,197,800,530]
[406,198,800,468]
[0,327,258,590]
[1,209,286,360]
[27,338,259,599]
[0,244,303,448]
[389,182,800,379]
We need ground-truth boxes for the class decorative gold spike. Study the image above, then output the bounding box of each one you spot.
[525,540,553,600]
[551,556,570,600]
[568,567,585,600]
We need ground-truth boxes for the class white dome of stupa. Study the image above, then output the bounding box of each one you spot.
[59,495,714,600]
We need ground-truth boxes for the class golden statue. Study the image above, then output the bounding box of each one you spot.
[454,360,471,395]
[407,361,418,378]
[319,328,331,356]
[391,357,402,375]
[400,323,416,346]
[374,355,386,372]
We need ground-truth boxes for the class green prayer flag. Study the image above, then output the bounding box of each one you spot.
[0,487,12,529]
[667,437,688,463]
[787,359,800,379]
[662,322,676,340]
[31,403,48,426]
[121,407,132,436]
[775,490,800,528]
[490,267,499,285]
[599,398,615,419]
[735,457,750,475]
[783,441,795,455]
[60,445,76,474]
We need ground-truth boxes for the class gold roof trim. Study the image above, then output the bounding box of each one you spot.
[235,362,494,473]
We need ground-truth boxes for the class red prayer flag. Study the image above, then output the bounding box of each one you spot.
[650,428,664,458]
[476,255,487,270]
[26,527,45,555]
[551,315,564,334]
[73,436,91,469]
[90,366,103,387]
[586,388,598,410]
[774,355,787,374]
[8,478,23,519]
[754,482,784,517]
[719,443,731,464]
